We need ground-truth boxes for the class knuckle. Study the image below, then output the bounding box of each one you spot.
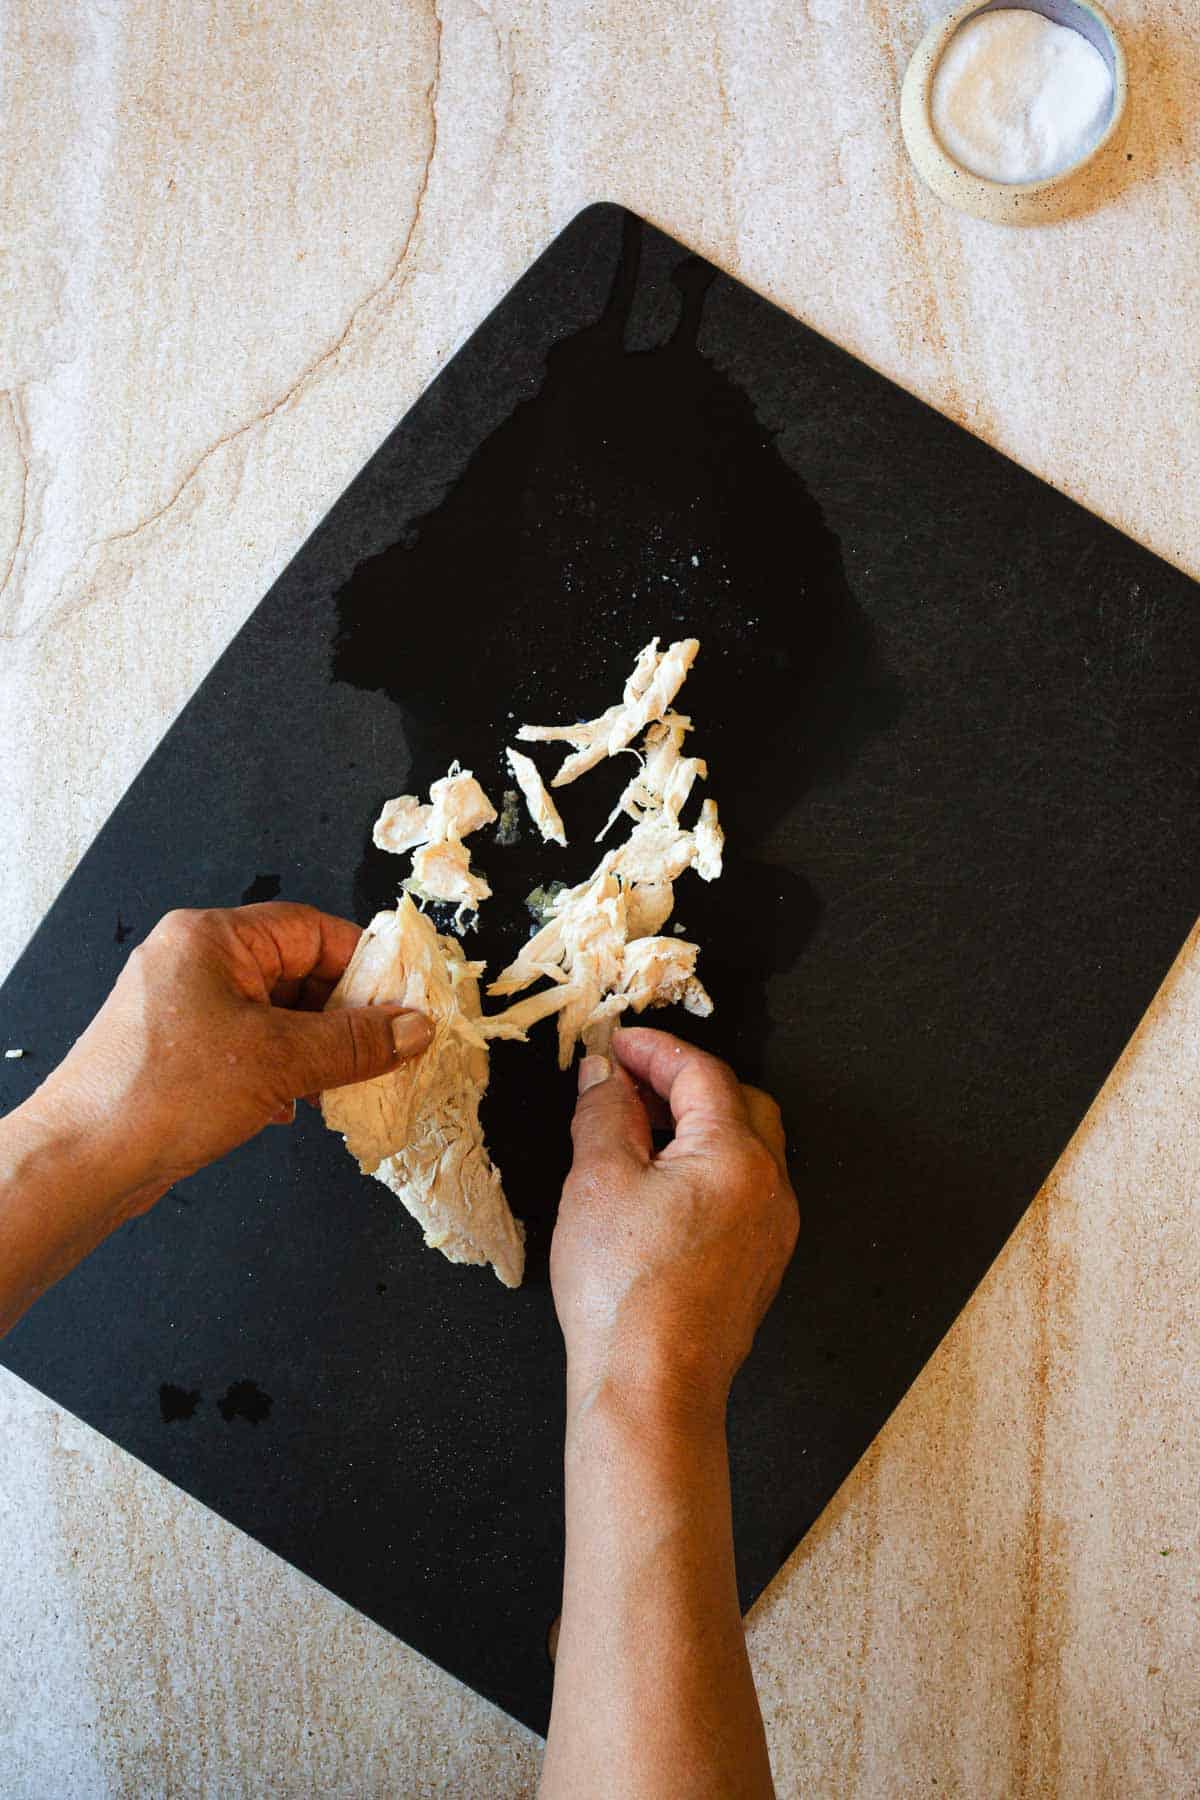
[339,1010,370,1083]
[153,907,200,943]
[142,909,209,967]
[154,906,230,953]
[741,1133,781,1191]
[744,1083,783,1124]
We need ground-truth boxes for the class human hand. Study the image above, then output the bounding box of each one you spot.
[24,902,431,1221]
[550,1027,798,1425]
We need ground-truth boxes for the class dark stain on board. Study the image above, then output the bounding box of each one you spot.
[217,1380,272,1425]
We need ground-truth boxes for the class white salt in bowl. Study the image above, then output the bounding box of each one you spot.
[901,0,1128,224]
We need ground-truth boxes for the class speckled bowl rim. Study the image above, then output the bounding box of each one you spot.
[900,0,1129,225]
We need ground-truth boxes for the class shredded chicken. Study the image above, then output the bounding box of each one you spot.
[320,899,524,1288]
[517,638,700,787]
[693,797,724,882]
[506,747,567,847]
[326,633,725,1288]
[624,879,675,939]
[598,714,706,839]
[374,794,432,855]
[374,763,496,920]
[427,768,496,841]
[406,839,492,913]
[580,937,713,1057]
[619,935,713,1017]
[485,638,724,1068]
[489,856,622,998]
[611,814,700,888]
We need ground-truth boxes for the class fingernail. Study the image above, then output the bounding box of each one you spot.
[578,1054,610,1093]
[392,1012,433,1057]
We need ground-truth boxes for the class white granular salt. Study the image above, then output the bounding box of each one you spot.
[931,8,1113,184]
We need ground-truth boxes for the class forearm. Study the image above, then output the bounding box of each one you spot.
[541,1375,774,1800]
[0,1095,161,1337]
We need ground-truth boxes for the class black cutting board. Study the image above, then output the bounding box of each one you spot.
[1,205,1197,1735]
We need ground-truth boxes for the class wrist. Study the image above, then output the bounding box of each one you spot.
[561,1369,731,1560]
[562,1312,735,1439]
[565,1360,728,1449]
[10,1082,168,1229]
[0,1097,168,1336]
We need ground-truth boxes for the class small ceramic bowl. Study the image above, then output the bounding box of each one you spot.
[901,0,1128,224]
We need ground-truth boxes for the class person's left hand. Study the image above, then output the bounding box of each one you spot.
[23,902,430,1219]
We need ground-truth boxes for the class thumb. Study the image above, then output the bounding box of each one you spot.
[272,1005,433,1099]
[569,1055,652,1170]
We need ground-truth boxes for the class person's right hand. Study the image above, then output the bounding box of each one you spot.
[550,1027,798,1424]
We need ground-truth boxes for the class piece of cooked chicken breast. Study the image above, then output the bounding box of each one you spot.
[373,765,497,919]
[506,746,568,847]
[320,898,524,1288]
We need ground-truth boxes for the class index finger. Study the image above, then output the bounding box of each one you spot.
[611,1026,750,1141]
[229,903,364,991]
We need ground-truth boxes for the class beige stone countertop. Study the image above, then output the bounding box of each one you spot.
[2,2,1198,1794]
